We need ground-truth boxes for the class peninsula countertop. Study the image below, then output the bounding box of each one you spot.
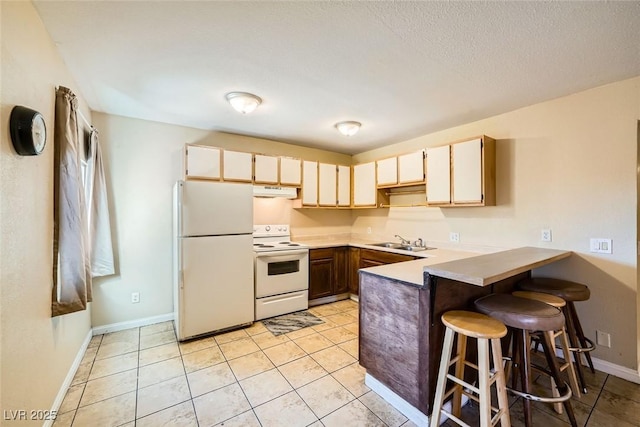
[359,246,572,287]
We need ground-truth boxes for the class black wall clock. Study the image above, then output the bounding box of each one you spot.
[10,106,47,156]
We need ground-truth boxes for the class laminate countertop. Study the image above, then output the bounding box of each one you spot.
[360,246,572,288]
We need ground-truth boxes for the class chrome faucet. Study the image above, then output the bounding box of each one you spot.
[394,234,411,245]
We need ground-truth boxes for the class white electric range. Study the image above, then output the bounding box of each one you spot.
[253,224,309,320]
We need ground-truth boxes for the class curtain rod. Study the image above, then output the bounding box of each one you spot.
[77,109,95,131]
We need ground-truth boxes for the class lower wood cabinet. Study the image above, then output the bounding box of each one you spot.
[309,247,349,300]
[311,246,417,299]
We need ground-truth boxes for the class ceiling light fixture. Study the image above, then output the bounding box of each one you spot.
[225,92,262,114]
[335,121,361,137]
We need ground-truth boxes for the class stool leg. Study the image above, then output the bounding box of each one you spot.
[547,331,564,415]
[520,330,533,427]
[478,338,491,427]
[510,330,522,391]
[541,331,578,427]
[563,305,588,394]
[430,327,455,427]
[491,337,511,427]
[568,302,596,374]
[559,327,581,399]
[452,333,468,418]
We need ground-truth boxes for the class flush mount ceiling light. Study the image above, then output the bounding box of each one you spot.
[335,121,361,137]
[225,92,262,114]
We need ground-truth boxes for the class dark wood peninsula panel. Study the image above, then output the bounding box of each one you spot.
[358,247,572,417]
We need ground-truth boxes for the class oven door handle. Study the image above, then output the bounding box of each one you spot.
[255,249,309,260]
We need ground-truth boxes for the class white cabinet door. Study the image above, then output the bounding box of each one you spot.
[254,154,279,184]
[318,163,337,206]
[376,157,398,187]
[426,145,451,205]
[353,162,377,206]
[185,145,220,180]
[302,161,318,206]
[337,165,351,207]
[452,138,483,203]
[280,157,302,186]
[398,150,425,184]
[223,150,253,182]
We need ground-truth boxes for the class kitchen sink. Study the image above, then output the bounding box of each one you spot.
[370,242,436,252]
[371,242,403,249]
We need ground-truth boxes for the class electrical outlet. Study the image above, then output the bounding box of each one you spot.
[541,229,552,242]
[367,227,372,234]
[596,330,611,348]
[449,232,460,243]
[131,292,140,304]
[590,238,613,254]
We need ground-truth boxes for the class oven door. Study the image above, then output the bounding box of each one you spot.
[255,249,309,298]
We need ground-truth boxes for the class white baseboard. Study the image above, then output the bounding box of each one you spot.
[551,346,640,384]
[591,356,640,384]
[45,329,93,427]
[365,373,468,426]
[91,312,175,335]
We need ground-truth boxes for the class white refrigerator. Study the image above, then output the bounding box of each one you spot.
[173,180,254,341]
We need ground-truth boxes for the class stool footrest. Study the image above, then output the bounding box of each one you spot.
[506,381,572,403]
[569,337,595,353]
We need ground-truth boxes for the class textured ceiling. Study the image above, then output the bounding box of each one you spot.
[33,1,640,154]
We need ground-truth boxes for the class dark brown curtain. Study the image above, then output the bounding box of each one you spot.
[52,86,92,316]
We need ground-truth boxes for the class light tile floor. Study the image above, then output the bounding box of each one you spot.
[54,299,640,427]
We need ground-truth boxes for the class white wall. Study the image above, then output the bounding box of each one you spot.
[0,2,92,423]
[352,77,640,370]
[91,113,352,327]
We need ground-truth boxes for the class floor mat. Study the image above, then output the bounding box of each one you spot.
[262,310,325,336]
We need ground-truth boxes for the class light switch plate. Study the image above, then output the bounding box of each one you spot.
[590,238,612,254]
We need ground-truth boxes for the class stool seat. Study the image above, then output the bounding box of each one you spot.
[518,278,590,302]
[512,291,566,308]
[442,310,507,339]
[475,294,564,332]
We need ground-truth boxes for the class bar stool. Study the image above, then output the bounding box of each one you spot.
[517,277,595,393]
[430,310,511,427]
[512,291,581,414]
[474,294,577,427]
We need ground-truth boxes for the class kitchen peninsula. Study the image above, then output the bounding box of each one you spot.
[358,246,572,425]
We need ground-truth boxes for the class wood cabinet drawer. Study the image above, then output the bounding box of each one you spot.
[359,248,416,264]
[310,247,335,260]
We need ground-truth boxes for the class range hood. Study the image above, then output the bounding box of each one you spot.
[252,185,298,199]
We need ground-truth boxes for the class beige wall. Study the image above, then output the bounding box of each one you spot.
[91,113,352,327]
[95,78,640,370]
[352,77,640,369]
[1,2,92,423]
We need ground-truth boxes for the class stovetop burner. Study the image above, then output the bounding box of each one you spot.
[252,225,309,253]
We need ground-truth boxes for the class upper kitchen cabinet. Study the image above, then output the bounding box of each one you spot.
[318,163,337,206]
[352,162,376,206]
[184,144,221,180]
[301,160,318,206]
[305,163,351,208]
[254,154,279,184]
[452,137,495,205]
[337,165,351,207]
[398,150,425,185]
[279,157,302,186]
[376,157,398,187]
[426,135,496,207]
[222,149,253,182]
[426,145,451,205]
[353,162,389,208]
